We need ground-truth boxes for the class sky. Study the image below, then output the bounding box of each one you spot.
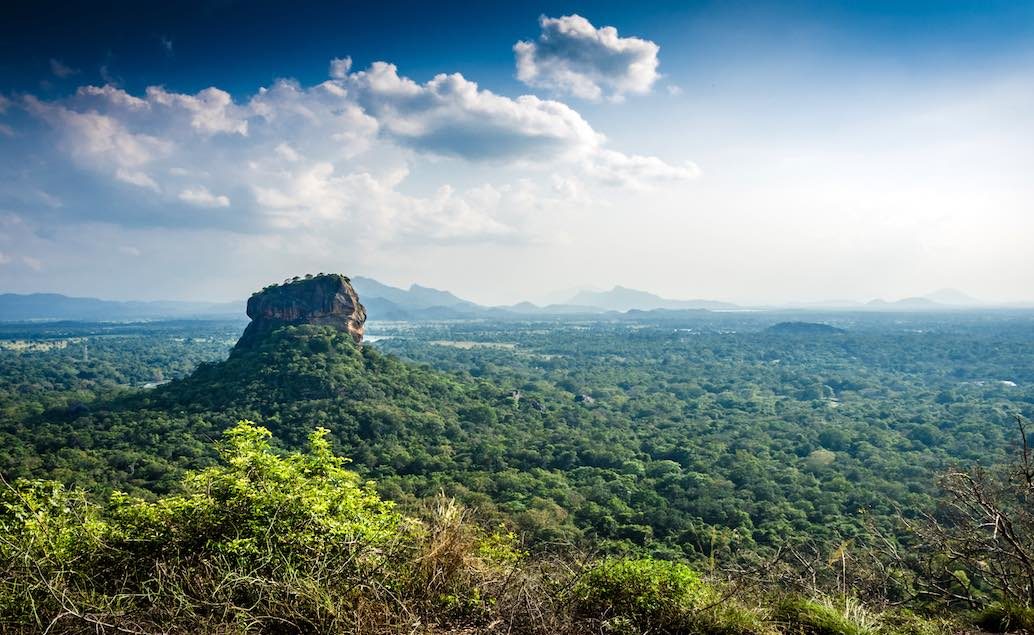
[1,0,1033,306]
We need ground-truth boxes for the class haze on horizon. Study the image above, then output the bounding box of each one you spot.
[1,0,1032,307]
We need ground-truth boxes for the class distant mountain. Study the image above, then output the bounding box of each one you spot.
[924,288,981,306]
[866,297,943,310]
[0,278,604,324]
[504,301,541,314]
[784,299,864,309]
[567,285,737,312]
[359,296,413,321]
[350,276,477,311]
[4,279,1004,323]
[0,293,242,322]
[351,277,619,319]
[500,301,604,315]
[860,289,987,311]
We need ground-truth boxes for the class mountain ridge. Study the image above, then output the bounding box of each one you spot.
[567,285,739,312]
[0,292,242,321]
[1,282,1022,322]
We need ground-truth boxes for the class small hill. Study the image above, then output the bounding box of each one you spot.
[567,285,737,312]
[766,321,845,335]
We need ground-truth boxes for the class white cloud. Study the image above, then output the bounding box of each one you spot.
[179,186,230,208]
[23,95,173,168]
[587,149,700,188]
[248,162,484,240]
[342,62,601,160]
[248,78,378,155]
[50,58,79,78]
[551,174,588,202]
[76,84,149,110]
[515,15,660,101]
[0,124,13,137]
[115,168,160,191]
[18,58,695,245]
[275,142,302,162]
[0,95,10,114]
[329,56,352,79]
[253,164,491,239]
[147,86,249,136]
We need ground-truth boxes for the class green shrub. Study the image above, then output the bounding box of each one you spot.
[0,420,408,632]
[880,608,959,635]
[570,557,770,634]
[976,602,1034,633]
[776,595,879,635]
[572,557,710,632]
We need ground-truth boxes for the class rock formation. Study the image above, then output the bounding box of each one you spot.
[235,274,366,349]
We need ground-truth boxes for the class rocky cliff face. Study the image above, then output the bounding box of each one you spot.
[235,274,366,349]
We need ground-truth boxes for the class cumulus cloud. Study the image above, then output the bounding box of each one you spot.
[249,161,520,242]
[328,56,352,79]
[179,186,230,208]
[16,57,695,247]
[342,62,600,160]
[0,94,10,114]
[514,15,660,101]
[147,86,249,135]
[23,95,173,169]
[76,84,148,109]
[587,149,700,188]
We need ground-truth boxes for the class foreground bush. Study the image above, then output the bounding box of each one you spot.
[571,557,773,634]
[0,420,1001,634]
[1,421,409,632]
[976,602,1034,633]
[775,596,879,635]
[0,421,553,633]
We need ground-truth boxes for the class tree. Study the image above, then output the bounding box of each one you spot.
[907,417,1034,616]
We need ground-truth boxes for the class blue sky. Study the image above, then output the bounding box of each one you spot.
[5,1,1032,94]
[1,1,1033,304]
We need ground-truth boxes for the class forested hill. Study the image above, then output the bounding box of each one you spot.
[766,321,845,335]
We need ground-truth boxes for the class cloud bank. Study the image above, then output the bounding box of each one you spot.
[11,58,692,245]
[0,52,696,293]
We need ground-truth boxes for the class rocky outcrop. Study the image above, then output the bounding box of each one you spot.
[234,274,366,349]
